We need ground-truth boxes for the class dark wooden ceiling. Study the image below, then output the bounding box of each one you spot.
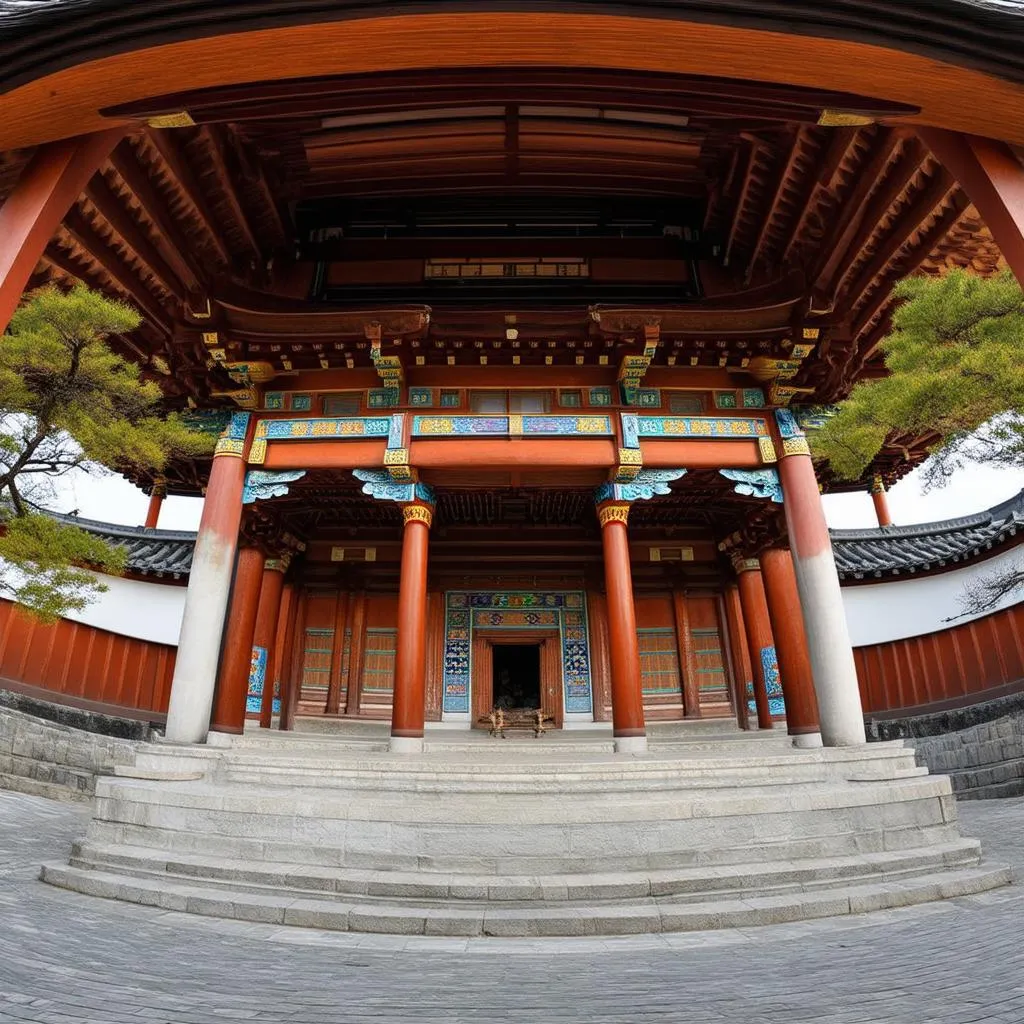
[0,67,1010,510]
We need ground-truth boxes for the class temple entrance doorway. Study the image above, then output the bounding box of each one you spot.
[471,630,563,728]
[492,644,541,711]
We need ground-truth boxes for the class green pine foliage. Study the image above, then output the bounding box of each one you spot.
[0,285,214,620]
[811,269,1024,483]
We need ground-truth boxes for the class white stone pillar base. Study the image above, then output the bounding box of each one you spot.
[614,735,648,754]
[792,732,824,750]
[205,731,236,749]
[390,735,424,754]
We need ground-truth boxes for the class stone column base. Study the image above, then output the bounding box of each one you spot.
[792,731,824,750]
[390,735,424,754]
[614,735,648,754]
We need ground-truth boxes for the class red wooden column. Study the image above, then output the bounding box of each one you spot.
[144,478,166,529]
[598,501,646,753]
[919,130,1024,283]
[390,502,433,753]
[255,556,290,728]
[270,582,297,730]
[209,546,265,735]
[733,558,775,731]
[760,547,822,748]
[723,584,753,730]
[868,475,893,528]
[0,131,123,335]
[165,414,251,743]
[776,411,865,746]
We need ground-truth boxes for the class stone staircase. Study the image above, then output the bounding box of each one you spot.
[40,726,1012,936]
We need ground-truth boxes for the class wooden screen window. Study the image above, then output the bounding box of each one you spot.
[668,392,706,415]
[323,393,361,416]
[692,627,731,707]
[360,628,397,696]
[637,628,682,697]
[299,627,334,707]
[469,390,551,413]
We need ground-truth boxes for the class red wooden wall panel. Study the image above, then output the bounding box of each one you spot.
[857,602,1024,714]
[0,598,176,717]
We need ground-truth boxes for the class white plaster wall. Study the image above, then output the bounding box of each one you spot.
[841,546,1024,648]
[63,572,186,646]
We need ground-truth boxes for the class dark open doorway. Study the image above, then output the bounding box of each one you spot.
[492,644,542,710]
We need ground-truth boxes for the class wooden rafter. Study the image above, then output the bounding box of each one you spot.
[107,142,206,294]
[780,127,860,265]
[722,140,760,267]
[61,208,172,334]
[84,173,185,302]
[746,126,806,277]
[147,129,234,266]
[811,129,908,290]
[852,188,972,349]
[845,171,958,329]
[200,124,262,261]
[826,140,928,302]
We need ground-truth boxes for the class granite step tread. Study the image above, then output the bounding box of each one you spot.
[67,838,984,905]
[39,861,1012,936]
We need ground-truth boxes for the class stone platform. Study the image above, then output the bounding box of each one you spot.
[40,723,1011,936]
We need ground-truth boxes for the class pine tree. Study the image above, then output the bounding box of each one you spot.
[0,285,214,620]
[812,268,1024,611]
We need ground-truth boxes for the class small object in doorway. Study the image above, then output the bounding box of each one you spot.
[488,707,506,739]
[534,708,552,738]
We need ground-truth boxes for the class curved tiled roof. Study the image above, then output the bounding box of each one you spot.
[53,513,195,580]
[830,490,1024,581]
[0,2,1023,95]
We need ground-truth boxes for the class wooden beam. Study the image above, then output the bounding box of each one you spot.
[746,127,806,277]
[780,128,860,265]
[147,129,234,266]
[85,174,185,302]
[852,188,971,347]
[826,141,927,303]
[61,207,173,334]
[505,104,520,183]
[845,171,958,329]
[0,130,123,335]
[812,129,910,290]
[200,125,262,261]
[723,141,760,267]
[107,141,205,294]
[918,130,1024,283]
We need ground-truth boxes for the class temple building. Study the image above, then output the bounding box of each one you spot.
[1,0,1023,936]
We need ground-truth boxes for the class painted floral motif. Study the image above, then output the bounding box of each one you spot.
[594,468,687,505]
[242,470,306,504]
[638,416,768,438]
[747,646,785,717]
[720,468,784,504]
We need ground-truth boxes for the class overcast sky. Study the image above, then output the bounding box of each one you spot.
[48,458,1024,533]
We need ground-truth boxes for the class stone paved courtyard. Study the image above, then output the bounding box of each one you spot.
[1,789,1022,1024]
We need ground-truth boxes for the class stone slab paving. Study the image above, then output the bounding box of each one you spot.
[1,788,1023,1024]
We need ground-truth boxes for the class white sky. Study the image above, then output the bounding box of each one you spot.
[48,458,1024,533]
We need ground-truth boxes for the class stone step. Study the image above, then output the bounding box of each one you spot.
[83,816,968,876]
[39,860,1012,936]
[67,838,983,905]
